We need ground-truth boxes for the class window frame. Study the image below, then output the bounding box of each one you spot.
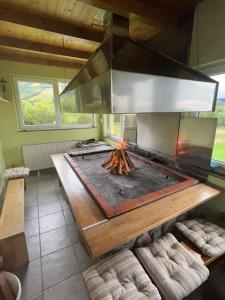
[13,75,94,131]
[107,114,124,140]
[198,69,225,166]
[107,114,137,142]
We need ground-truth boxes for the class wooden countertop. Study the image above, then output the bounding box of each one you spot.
[52,154,105,229]
[52,154,220,258]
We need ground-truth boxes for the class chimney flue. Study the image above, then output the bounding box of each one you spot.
[103,12,129,41]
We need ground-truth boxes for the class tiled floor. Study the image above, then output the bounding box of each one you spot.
[13,171,93,300]
[11,171,225,300]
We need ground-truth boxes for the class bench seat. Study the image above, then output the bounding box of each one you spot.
[83,248,161,300]
[176,219,225,257]
[135,233,209,300]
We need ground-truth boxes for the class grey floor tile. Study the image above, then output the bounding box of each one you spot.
[37,174,57,182]
[74,242,96,272]
[28,294,44,300]
[25,185,37,197]
[26,176,39,184]
[25,195,38,208]
[39,212,66,233]
[25,218,40,238]
[14,259,42,300]
[38,201,62,217]
[57,189,66,200]
[63,209,75,225]
[59,198,70,210]
[43,274,89,300]
[67,223,80,244]
[27,235,41,261]
[38,191,59,205]
[38,185,57,195]
[40,226,72,256]
[42,246,80,290]
[37,181,59,195]
[25,206,38,221]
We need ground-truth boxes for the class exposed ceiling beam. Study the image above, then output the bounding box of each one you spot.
[0,5,103,43]
[0,36,91,60]
[0,51,83,69]
[78,0,179,28]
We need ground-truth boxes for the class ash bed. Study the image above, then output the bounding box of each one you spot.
[65,151,198,218]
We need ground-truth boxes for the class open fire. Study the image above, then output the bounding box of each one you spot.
[102,140,135,175]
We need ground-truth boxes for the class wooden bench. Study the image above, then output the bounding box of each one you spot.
[0,178,29,269]
[180,216,225,267]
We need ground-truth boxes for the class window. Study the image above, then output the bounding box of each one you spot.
[108,114,136,143]
[108,114,122,137]
[13,76,94,130]
[200,73,225,163]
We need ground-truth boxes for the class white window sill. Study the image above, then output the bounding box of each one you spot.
[18,125,96,132]
[107,134,122,142]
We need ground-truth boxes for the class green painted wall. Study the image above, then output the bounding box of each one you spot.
[0,138,6,191]
[0,60,103,167]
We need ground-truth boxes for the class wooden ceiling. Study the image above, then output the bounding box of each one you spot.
[0,0,202,69]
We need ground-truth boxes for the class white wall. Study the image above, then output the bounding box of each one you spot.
[190,0,225,74]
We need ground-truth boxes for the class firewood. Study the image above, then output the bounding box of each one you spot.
[125,152,135,169]
[121,149,129,173]
[102,140,134,175]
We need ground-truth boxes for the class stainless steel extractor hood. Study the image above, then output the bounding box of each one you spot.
[60,13,218,114]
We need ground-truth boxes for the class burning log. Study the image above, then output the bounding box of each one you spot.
[102,141,135,175]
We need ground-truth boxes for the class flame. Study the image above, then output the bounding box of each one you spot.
[115,140,127,150]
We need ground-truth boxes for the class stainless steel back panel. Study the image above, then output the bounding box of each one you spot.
[177,117,217,169]
[137,113,181,157]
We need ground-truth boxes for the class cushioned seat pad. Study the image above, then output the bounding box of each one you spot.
[135,233,209,300]
[4,167,29,179]
[176,219,225,257]
[83,248,161,300]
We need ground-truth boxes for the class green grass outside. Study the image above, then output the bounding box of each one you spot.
[212,127,225,162]
[212,143,225,162]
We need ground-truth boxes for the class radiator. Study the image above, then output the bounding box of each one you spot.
[22,141,78,170]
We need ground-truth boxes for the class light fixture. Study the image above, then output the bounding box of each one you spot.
[0,78,9,103]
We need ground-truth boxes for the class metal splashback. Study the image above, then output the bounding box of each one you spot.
[60,14,218,114]
[137,113,181,157]
[177,117,217,170]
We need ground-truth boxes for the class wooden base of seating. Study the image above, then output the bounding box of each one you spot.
[0,179,29,269]
[181,239,220,266]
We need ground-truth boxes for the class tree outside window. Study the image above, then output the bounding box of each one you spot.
[13,76,94,130]
[200,73,225,162]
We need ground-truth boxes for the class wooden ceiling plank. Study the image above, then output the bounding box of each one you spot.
[0,51,82,69]
[0,4,103,43]
[0,35,91,59]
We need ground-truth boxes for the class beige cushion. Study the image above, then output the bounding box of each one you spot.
[3,167,29,179]
[176,219,225,257]
[83,248,161,300]
[135,233,209,300]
